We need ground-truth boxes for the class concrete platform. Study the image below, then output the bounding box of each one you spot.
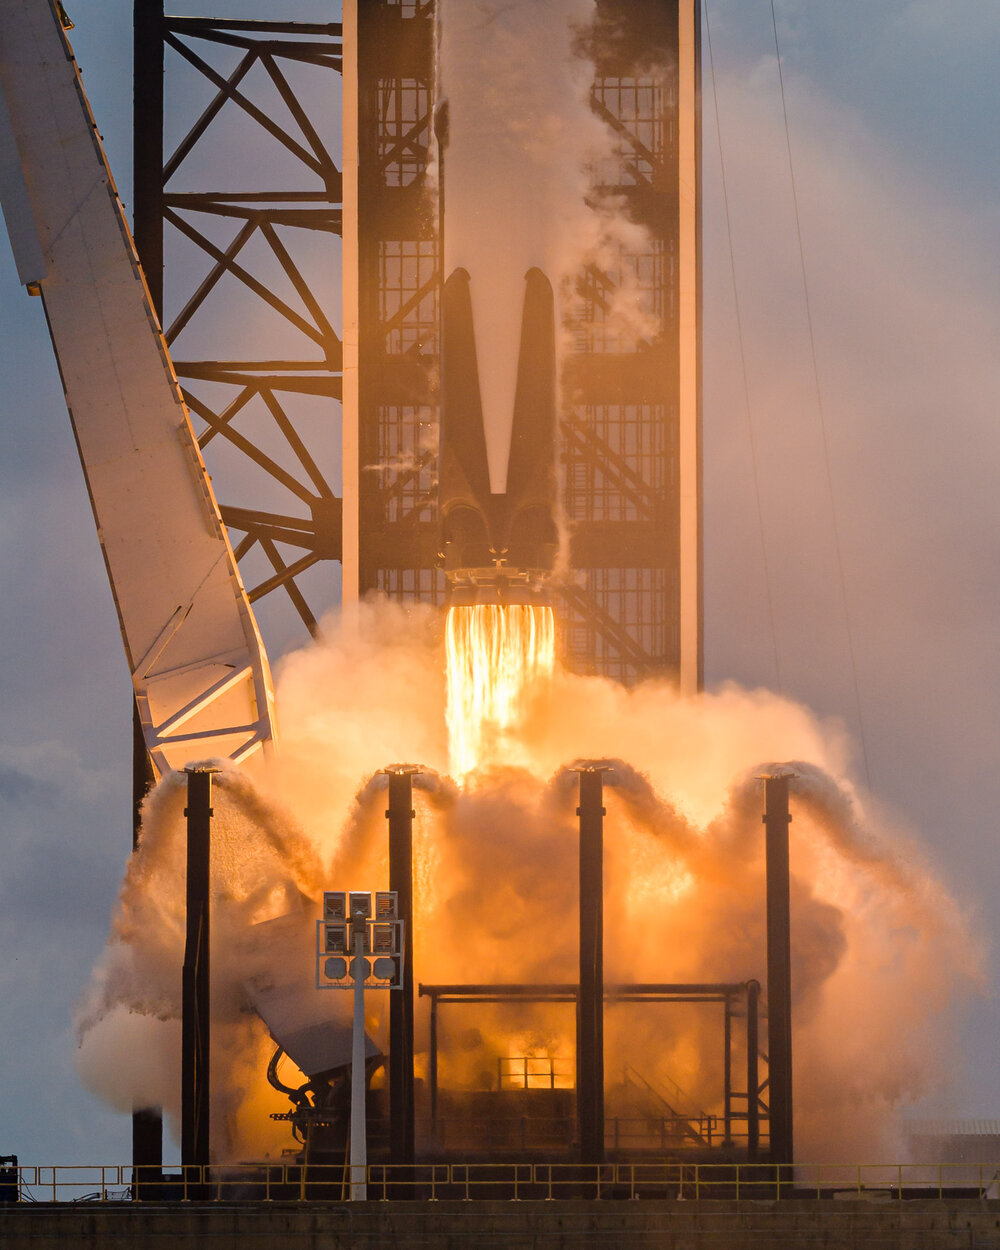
[5,1198,1000,1249]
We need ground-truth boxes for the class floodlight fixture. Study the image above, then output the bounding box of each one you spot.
[349,891,372,919]
[324,923,349,955]
[372,922,398,955]
[316,893,405,991]
[375,891,398,920]
[324,891,347,921]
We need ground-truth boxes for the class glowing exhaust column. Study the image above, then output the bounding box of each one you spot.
[445,603,555,778]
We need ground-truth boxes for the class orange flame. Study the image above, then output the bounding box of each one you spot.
[445,603,556,779]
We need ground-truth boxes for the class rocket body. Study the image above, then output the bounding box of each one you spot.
[439,266,559,606]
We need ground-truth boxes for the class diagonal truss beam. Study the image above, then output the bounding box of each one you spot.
[164,34,329,179]
[164,209,332,349]
[559,583,656,673]
[560,414,661,517]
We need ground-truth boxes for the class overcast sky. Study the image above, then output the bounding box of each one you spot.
[2,0,1000,1165]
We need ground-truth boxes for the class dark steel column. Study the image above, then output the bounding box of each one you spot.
[746,978,760,1161]
[723,993,732,1146]
[386,767,416,1165]
[763,775,793,1168]
[182,769,213,1173]
[429,994,438,1139]
[132,4,165,1185]
[131,712,162,1190]
[576,768,606,1164]
[133,0,164,315]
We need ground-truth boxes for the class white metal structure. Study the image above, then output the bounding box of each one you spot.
[0,0,275,775]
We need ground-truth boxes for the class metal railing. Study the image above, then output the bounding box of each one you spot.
[498,1056,575,1090]
[431,1114,719,1151]
[5,1161,1000,1204]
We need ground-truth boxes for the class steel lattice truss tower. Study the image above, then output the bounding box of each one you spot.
[134,0,701,686]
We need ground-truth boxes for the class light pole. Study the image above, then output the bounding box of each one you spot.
[316,890,404,1201]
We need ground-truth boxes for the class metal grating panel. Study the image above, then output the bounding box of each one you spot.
[557,0,686,682]
[357,1,440,600]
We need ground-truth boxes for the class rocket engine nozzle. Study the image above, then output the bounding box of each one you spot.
[446,561,552,609]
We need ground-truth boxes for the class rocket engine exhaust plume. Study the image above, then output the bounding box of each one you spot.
[445,601,556,779]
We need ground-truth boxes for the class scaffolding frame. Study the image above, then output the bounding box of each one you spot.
[133,0,700,672]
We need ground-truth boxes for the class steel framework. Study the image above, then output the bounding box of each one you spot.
[134,3,344,639]
[134,0,700,676]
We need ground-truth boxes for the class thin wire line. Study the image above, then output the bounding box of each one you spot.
[703,0,783,694]
[768,0,873,792]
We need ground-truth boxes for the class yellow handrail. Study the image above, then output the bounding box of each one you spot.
[6,1160,1000,1203]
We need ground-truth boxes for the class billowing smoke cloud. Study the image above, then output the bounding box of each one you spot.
[75,603,980,1163]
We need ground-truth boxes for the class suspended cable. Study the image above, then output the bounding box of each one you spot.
[703,0,783,694]
[768,0,873,792]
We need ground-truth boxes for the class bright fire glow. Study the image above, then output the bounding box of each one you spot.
[445,603,556,779]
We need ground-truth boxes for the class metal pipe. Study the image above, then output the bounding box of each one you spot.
[131,703,161,1193]
[386,768,416,1165]
[181,768,214,1173]
[349,917,367,1201]
[723,994,732,1145]
[746,978,760,1161]
[576,767,606,1164]
[764,774,793,1167]
[419,981,744,997]
[429,993,438,1138]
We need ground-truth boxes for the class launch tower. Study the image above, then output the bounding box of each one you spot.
[133,0,701,689]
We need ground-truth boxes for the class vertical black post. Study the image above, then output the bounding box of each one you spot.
[429,994,438,1140]
[746,979,760,1161]
[131,708,162,1195]
[763,775,793,1171]
[723,994,732,1146]
[133,0,164,316]
[387,768,416,1165]
[132,2,164,1189]
[182,769,213,1177]
[576,768,605,1164]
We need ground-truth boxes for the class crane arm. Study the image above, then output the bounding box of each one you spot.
[0,0,276,776]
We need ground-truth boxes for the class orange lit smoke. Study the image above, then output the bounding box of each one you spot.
[445,603,556,779]
[74,602,980,1164]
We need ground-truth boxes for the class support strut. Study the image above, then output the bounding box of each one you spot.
[131,703,161,1196]
[386,766,417,1166]
[763,773,794,1169]
[576,766,607,1164]
[182,768,214,1176]
[746,978,760,1161]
